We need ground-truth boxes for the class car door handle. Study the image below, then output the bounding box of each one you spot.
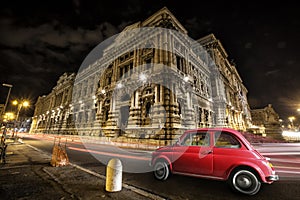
[201,150,212,155]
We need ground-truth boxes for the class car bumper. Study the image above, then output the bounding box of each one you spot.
[267,175,279,181]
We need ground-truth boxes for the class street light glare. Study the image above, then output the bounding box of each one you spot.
[288,116,295,121]
[12,100,30,107]
[23,101,29,107]
[2,83,13,88]
[12,100,18,105]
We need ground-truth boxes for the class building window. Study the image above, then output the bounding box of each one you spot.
[145,102,151,117]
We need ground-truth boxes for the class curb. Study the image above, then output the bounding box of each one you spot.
[25,143,166,200]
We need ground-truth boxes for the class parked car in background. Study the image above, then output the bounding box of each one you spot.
[151,128,279,195]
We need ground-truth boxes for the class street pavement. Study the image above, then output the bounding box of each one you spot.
[0,139,164,200]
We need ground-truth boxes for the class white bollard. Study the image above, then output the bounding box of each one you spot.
[105,158,122,192]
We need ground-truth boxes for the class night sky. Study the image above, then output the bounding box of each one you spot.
[0,0,299,123]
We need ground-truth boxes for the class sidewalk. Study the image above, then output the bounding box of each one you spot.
[0,140,163,200]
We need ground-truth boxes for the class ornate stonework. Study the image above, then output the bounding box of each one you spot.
[30,7,252,144]
[250,104,282,139]
[198,34,252,131]
[30,72,76,134]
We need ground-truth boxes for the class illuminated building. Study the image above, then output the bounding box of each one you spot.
[31,7,252,144]
[250,104,282,139]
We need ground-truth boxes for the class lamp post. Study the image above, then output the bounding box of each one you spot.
[13,100,29,122]
[12,100,29,137]
[1,83,13,122]
[1,83,13,137]
[288,116,295,130]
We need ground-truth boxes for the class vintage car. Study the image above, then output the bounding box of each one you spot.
[151,128,279,195]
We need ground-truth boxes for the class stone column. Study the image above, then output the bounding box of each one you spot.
[154,37,159,63]
[159,34,164,64]
[160,85,164,102]
[155,85,159,103]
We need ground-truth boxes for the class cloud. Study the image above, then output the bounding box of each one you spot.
[265,69,280,76]
[0,17,118,49]
[244,42,252,49]
[277,41,286,48]
[0,15,123,99]
[0,22,40,47]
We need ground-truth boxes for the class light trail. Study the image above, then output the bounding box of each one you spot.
[262,152,300,155]
[275,170,300,175]
[275,166,300,171]
[68,146,151,161]
[21,133,300,177]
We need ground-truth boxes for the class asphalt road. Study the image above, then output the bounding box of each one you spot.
[20,133,300,200]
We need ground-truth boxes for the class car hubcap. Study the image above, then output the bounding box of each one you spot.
[232,170,261,195]
[157,168,164,176]
[155,163,165,177]
[236,175,252,188]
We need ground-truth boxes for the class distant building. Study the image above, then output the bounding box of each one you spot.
[30,7,252,145]
[30,72,76,134]
[0,104,4,125]
[0,104,4,117]
[250,104,282,139]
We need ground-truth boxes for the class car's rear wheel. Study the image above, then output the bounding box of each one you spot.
[229,169,261,195]
[153,161,169,181]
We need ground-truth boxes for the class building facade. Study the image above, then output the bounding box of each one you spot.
[250,104,282,139]
[30,7,252,144]
[30,72,76,134]
[198,34,252,131]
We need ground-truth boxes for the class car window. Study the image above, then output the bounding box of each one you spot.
[181,131,210,146]
[214,131,241,148]
[181,133,195,146]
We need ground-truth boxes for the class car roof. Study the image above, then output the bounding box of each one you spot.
[185,127,240,134]
[183,127,253,149]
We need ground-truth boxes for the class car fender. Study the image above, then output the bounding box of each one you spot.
[152,155,173,171]
[225,161,267,182]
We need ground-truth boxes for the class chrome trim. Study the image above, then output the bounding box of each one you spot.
[173,171,224,180]
[267,175,279,181]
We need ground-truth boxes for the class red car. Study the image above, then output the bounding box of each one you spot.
[151,128,279,195]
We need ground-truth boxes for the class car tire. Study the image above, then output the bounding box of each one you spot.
[229,169,261,195]
[153,161,170,181]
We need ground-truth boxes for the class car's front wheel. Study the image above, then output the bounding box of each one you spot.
[229,169,261,195]
[153,160,170,181]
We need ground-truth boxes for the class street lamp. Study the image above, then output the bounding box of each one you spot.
[12,100,30,122]
[12,100,29,136]
[288,116,295,130]
[1,83,13,121]
[1,83,12,137]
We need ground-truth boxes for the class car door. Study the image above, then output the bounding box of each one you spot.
[212,131,242,177]
[172,131,213,175]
